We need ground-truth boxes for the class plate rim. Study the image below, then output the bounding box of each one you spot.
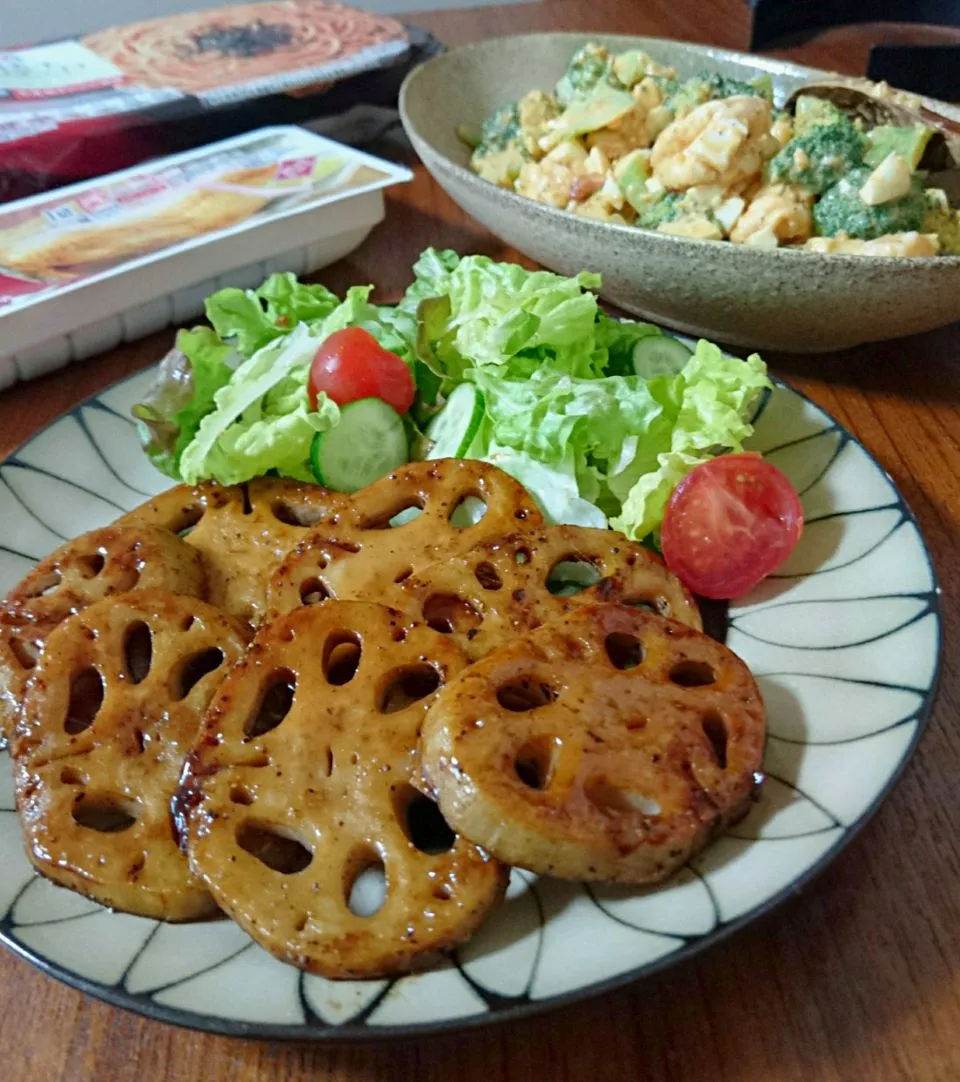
[0,367,944,1043]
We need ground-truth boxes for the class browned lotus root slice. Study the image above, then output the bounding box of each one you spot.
[420,604,766,886]
[179,601,508,979]
[14,590,250,920]
[118,478,347,623]
[264,459,544,618]
[0,525,205,745]
[395,525,702,661]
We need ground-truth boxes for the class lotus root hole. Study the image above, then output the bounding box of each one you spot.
[670,660,717,687]
[514,547,531,565]
[230,785,254,806]
[175,648,226,699]
[272,499,323,528]
[422,593,481,635]
[605,632,644,670]
[345,852,387,917]
[65,668,105,734]
[474,562,503,591]
[433,884,453,901]
[379,665,441,714]
[514,739,556,790]
[702,711,728,769]
[172,504,205,537]
[363,498,424,530]
[393,566,414,585]
[123,621,153,685]
[395,785,456,854]
[26,571,62,598]
[586,780,661,817]
[547,558,602,596]
[60,766,86,786]
[8,636,39,670]
[240,484,254,515]
[293,913,308,933]
[245,670,296,737]
[449,495,487,528]
[299,578,330,605]
[497,677,557,712]
[388,506,424,528]
[623,596,667,615]
[323,631,362,686]
[236,822,312,874]
[181,614,197,631]
[72,793,138,833]
[78,552,106,578]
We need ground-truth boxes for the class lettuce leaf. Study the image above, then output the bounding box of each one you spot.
[480,442,608,528]
[610,341,770,540]
[179,324,339,485]
[404,249,610,387]
[204,273,340,357]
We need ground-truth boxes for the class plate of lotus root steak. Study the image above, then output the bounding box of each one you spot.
[0,376,941,1038]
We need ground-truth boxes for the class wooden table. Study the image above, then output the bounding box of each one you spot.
[2,3,959,1080]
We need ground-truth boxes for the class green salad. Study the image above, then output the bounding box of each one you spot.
[134,250,770,543]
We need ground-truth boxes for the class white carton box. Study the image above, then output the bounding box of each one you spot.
[0,126,412,388]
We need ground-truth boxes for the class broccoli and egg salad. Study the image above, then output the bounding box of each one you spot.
[463,42,960,257]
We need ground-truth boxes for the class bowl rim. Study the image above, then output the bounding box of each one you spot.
[399,31,960,269]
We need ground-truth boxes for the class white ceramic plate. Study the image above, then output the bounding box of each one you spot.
[0,368,942,1039]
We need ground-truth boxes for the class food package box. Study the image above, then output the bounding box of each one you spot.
[0,125,412,388]
[0,2,440,203]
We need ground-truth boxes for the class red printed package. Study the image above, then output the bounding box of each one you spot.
[0,2,435,203]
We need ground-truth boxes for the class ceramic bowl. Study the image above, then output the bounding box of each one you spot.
[399,33,960,353]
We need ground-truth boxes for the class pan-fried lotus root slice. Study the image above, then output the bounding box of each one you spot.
[118,478,347,623]
[421,604,766,885]
[265,459,544,618]
[0,525,205,744]
[13,590,250,920]
[396,525,702,661]
[179,601,508,979]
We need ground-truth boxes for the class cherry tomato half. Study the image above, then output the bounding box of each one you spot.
[308,327,415,414]
[660,453,803,600]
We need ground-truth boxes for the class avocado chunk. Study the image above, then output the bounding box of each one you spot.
[615,149,651,211]
[539,84,636,151]
[865,124,936,170]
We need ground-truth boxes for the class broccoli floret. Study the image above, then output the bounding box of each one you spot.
[707,71,773,101]
[813,167,927,240]
[555,43,622,107]
[922,194,960,254]
[768,119,866,195]
[666,76,713,117]
[793,94,848,136]
[472,101,530,186]
[477,101,521,153]
[666,71,773,116]
[631,190,687,229]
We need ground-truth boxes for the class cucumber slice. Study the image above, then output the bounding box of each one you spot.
[631,335,693,379]
[310,398,408,493]
[425,383,485,460]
